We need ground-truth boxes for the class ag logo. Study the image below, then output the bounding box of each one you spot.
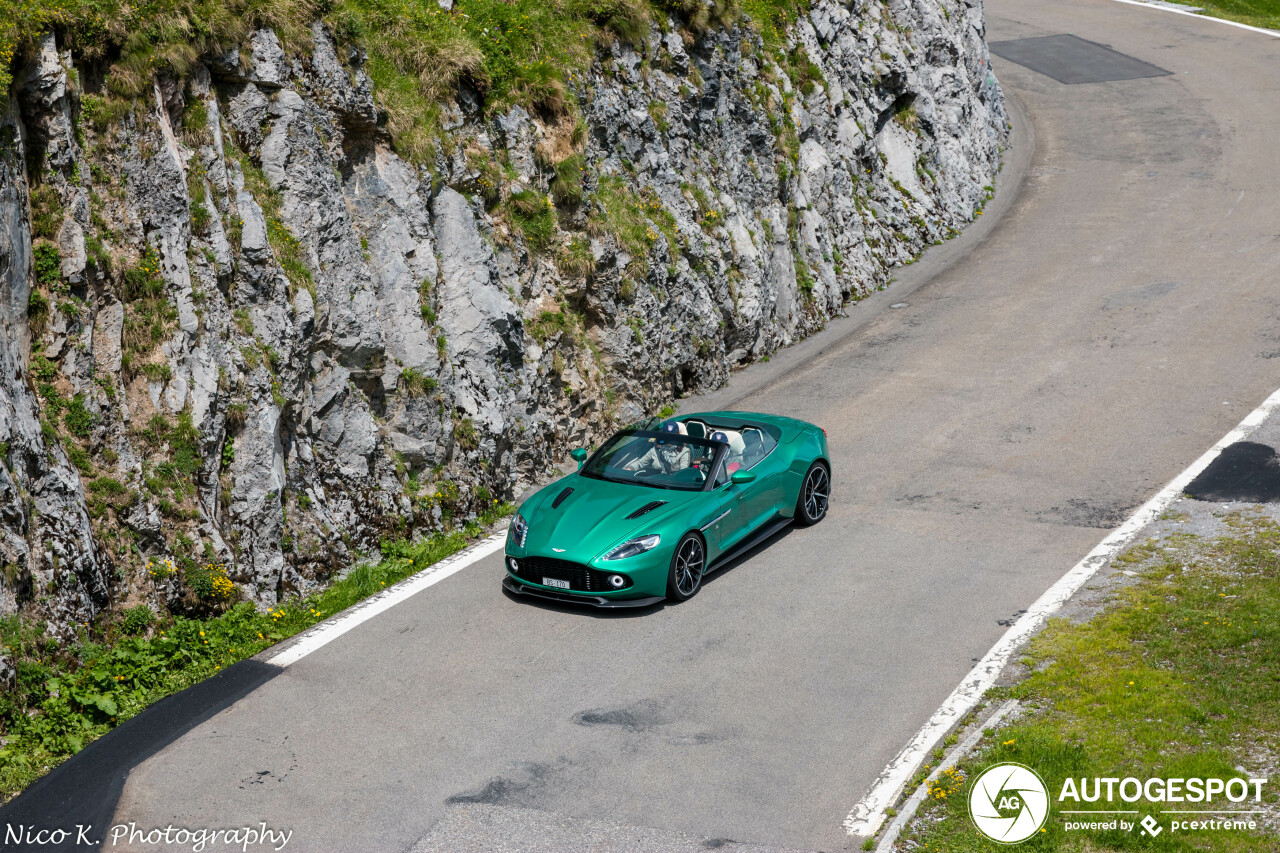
[968,762,1050,844]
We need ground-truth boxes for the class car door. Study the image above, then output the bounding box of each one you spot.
[701,458,742,558]
[731,426,785,534]
[716,462,771,553]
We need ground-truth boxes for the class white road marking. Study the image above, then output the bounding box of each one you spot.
[874,699,1022,853]
[845,386,1280,837]
[1107,0,1280,37]
[267,533,508,667]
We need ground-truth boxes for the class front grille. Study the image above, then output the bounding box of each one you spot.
[512,556,630,592]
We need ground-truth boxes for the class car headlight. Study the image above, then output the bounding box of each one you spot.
[509,513,528,547]
[602,534,661,561]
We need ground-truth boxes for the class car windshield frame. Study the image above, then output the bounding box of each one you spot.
[579,429,728,492]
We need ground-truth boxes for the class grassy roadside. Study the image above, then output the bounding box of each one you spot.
[0,503,511,803]
[0,0,812,160]
[1195,0,1280,31]
[897,511,1280,851]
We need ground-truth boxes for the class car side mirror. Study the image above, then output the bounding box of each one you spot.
[570,448,588,470]
[731,470,756,485]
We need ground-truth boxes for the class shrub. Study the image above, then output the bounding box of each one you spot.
[185,561,235,600]
[119,605,155,636]
[62,394,94,439]
[27,290,50,333]
[29,185,63,241]
[146,557,176,580]
[32,243,61,287]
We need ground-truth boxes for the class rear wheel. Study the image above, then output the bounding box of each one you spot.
[795,461,830,526]
[666,532,706,601]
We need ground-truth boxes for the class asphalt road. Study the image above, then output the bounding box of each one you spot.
[108,1,1280,850]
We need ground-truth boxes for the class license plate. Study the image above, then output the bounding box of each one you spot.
[543,577,570,589]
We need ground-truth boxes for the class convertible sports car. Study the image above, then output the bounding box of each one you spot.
[502,411,830,607]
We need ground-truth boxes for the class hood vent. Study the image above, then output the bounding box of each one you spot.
[626,500,667,520]
[551,487,574,509]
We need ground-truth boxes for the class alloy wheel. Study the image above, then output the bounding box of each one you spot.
[803,465,829,522]
[674,536,705,597]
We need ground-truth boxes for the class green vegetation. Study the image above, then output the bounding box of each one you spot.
[1,0,819,157]
[61,393,93,438]
[28,184,62,241]
[555,235,594,279]
[589,175,678,275]
[398,367,438,397]
[455,417,479,450]
[508,189,556,254]
[27,290,50,334]
[120,248,178,373]
[739,0,810,47]
[32,243,61,287]
[549,153,586,206]
[526,309,571,343]
[232,150,315,295]
[647,100,669,133]
[1197,0,1280,29]
[903,512,1280,851]
[0,502,511,803]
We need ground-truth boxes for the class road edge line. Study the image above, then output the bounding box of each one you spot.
[875,699,1022,852]
[1107,0,1280,37]
[266,532,507,667]
[843,385,1280,838]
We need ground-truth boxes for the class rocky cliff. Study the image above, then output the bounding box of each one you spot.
[0,0,1005,631]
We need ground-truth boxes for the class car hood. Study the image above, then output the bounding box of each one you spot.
[520,474,701,562]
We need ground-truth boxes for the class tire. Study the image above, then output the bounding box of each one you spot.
[666,532,706,602]
[795,461,830,526]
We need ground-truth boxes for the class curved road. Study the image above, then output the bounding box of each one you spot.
[109,1,1280,850]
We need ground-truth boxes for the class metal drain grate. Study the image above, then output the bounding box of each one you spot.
[989,34,1172,84]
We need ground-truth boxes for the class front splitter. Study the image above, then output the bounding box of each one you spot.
[502,575,665,609]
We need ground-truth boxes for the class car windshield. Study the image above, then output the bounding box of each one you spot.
[581,430,725,491]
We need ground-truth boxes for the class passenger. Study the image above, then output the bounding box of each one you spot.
[626,421,691,475]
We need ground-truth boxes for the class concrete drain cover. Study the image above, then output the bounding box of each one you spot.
[989,34,1172,84]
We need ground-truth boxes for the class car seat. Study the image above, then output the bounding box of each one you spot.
[741,429,763,468]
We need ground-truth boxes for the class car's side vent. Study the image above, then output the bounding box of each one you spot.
[551,487,574,509]
[626,501,667,520]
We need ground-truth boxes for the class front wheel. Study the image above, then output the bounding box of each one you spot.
[666,532,706,602]
[795,461,830,526]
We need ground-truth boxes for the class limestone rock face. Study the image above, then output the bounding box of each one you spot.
[0,3,1005,629]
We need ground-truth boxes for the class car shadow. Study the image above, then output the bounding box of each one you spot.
[499,521,796,618]
[702,521,796,588]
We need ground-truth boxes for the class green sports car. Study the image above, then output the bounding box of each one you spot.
[502,411,831,607]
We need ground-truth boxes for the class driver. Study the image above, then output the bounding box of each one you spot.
[625,421,691,475]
